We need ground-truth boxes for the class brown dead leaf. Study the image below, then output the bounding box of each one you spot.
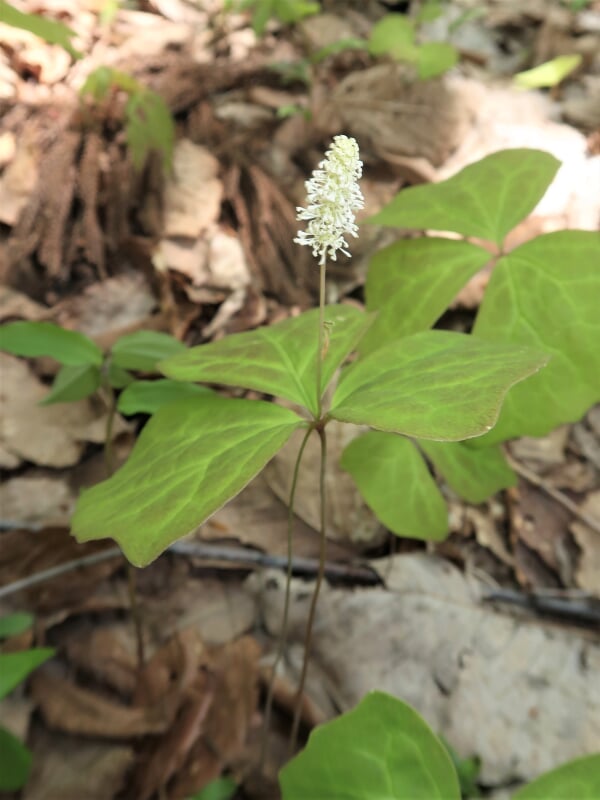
[0,285,47,322]
[31,669,173,737]
[571,491,600,596]
[0,527,121,612]
[65,623,138,696]
[509,482,575,587]
[25,729,133,800]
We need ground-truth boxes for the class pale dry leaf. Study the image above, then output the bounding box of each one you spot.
[0,474,76,528]
[164,140,223,238]
[0,141,39,226]
[571,491,600,596]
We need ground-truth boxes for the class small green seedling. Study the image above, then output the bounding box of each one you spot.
[0,1,82,58]
[80,67,175,171]
[514,54,583,89]
[225,0,320,36]
[0,614,54,792]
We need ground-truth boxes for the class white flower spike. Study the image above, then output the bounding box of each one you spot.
[295,135,364,264]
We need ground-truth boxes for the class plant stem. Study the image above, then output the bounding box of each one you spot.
[290,424,327,753]
[260,425,313,769]
[316,255,326,417]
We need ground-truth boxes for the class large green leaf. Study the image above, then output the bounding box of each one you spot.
[71,394,306,566]
[161,305,374,416]
[417,42,459,79]
[40,363,101,405]
[369,149,560,246]
[0,649,55,700]
[420,440,516,503]
[512,754,600,800]
[330,330,548,441]
[473,231,600,444]
[111,330,186,372]
[341,432,448,540]
[279,691,461,800]
[368,14,419,63]
[117,379,212,416]
[0,321,103,366]
[362,237,490,355]
[0,727,32,792]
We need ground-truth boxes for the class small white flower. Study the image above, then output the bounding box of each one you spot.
[294,135,364,263]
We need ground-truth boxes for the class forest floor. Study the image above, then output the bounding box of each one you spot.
[0,0,599,798]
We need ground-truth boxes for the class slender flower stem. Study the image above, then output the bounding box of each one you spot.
[290,424,328,753]
[316,256,326,417]
[260,425,313,769]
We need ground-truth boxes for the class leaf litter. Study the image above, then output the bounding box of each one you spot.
[0,0,599,796]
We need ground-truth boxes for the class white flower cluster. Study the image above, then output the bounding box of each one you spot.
[295,135,364,263]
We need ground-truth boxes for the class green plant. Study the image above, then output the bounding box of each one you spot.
[279,691,600,799]
[0,1,82,58]
[514,54,583,89]
[0,614,54,792]
[80,67,175,171]
[225,0,320,36]
[347,148,600,538]
[368,12,459,79]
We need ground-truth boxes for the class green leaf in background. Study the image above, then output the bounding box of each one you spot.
[0,727,32,792]
[369,14,419,63]
[512,754,600,800]
[417,42,459,79]
[186,776,237,800]
[0,649,55,700]
[341,432,448,540]
[161,306,374,416]
[0,321,103,366]
[117,379,212,416]
[420,440,517,503]
[514,54,582,89]
[473,231,600,444]
[125,89,175,171]
[362,237,490,355]
[40,363,102,405]
[72,394,306,566]
[279,691,461,800]
[330,330,548,441]
[417,0,444,23]
[228,0,319,36]
[0,613,33,639]
[0,1,82,58]
[111,330,186,373]
[368,149,561,246]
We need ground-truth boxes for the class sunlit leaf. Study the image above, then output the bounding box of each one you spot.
[0,321,103,366]
[369,149,560,246]
[341,432,448,540]
[473,231,600,443]
[161,305,374,416]
[72,394,306,566]
[330,330,548,441]
[512,754,600,800]
[515,55,582,89]
[280,691,461,800]
[362,237,490,355]
[40,364,101,405]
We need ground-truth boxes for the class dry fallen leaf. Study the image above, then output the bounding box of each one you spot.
[571,491,600,596]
